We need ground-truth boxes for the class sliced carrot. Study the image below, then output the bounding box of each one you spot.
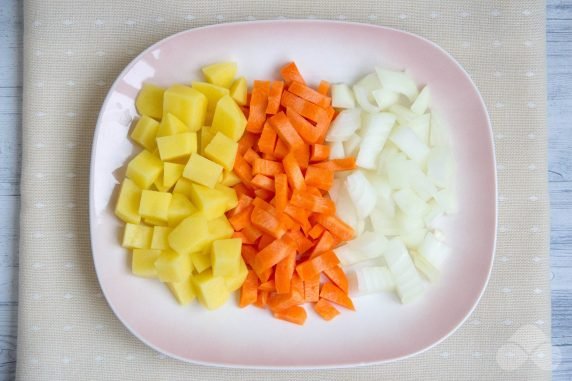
[280,62,306,85]
[252,196,275,213]
[266,81,284,115]
[309,230,340,258]
[310,144,330,162]
[290,190,335,215]
[233,182,254,198]
[258,122,277,154]
[254,188,274,201]
[274,173,288,214]
[283,204,311,233]
[306,186,323,197]
[296,250,340,281]
[228,193,253,217]
[250,206,286,239]
[314,214,355,241]
[314,298,340,321]
[229,205,253,231]
[320,282,355,310]
[324,265,349,293]
[241,245,257,268]
[254,290,269,308]
[267,286,304,312]
[317,80,330,96]
[286,108,321,144]
[315,106,336,144]
[239,270,258,308]
[275,251,296,294]
[237,132,258,155]
[252,158,284,177]
[288,81,331,108]
[282,152,306,191]
[294,143,310,170]
[308,224,325,239]
[287,229,314,254]
[246,80,270,133]
[278,212,297,230]
[253,236,295,273]
[269,112,305,150]
[232,231,252,244]
[233,154,253,184]
[273,305,307,325]
[304,166,334,191]
[273,138,289,160]
[304,275,320,302]
[244,148,260,165]
[258,280,276,293]
[257,234,275,251]
[242,224,263,244]
[251,174,275,191]
[281,91,328,123]
[313,157,357,172]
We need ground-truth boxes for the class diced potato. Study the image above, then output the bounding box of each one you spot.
[183,153,223,189]
[157,113,188,137]
[229,76,247,106]
[211,95,247,141]
[187,182,228,220]
[163,85,207,132]
[151,226,172,250]
[172,178,195,198]
[163,162,185,189]
[191,250,212,273]
[153,172,171,192]
[144,216,168,226]
[192,270,230,310]
[167,276,196,305]
[115,178,142,224]
[131,115,160,151]
[198,127,216,156]
[220,170,241,187]
[224,259,248,292]
[139,190,172,222]
[204,132,238,171]
[168,213,210,255]
[167,193,197,226]
[132,249,161,278]
[214,183,238,211]
[202,62,237,88]
[155,250,193,283]
[126,150,163,189]
[122,223,153,249]
[207,215,234,241]
[211,238,242,277]
[192,81,230,125]
[156,132,197,161]
[135,83,165,120]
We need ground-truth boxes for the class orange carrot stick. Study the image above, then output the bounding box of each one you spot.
[280,62,306,86]
[258,122,277,154]
[310,144,330,162]
[275,251,296,294]
[320,282,355,310]
[246,80,270,133]
[239,270,258,308]
[303,274,320,302]
[266,81,284,114]
[273,305,307,325]
[252,158,284,177]
[314,298,340,321]
[288,81,331,108]
[296,250,340,281]
[282,152,306,191]
[304,166,334,191]
[324,265,349,293]
[313,214,355,241]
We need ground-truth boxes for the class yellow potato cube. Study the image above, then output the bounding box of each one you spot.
[126,150,163,189]
[115,178,142,224]
[167,276,196,305]
[153,172,171,192]
[192,81,230,125]
[131,115,160,151]
[224,259,248,292]
[198,126,216,156]
[220,170,241,187]
[211,95,247,142]
[229,76,247,106]
[207,215,234,241]
[132,249,161,278]
[135,83,165,120]
[211,238,242,277]
[122,223,153,249]
[144,216,168,226]
[191,250,212,273]
[183,153,223,189]
[168,213,209,255]
[157,113,189,137]
[163,162,185,189]
[202,62,237,88]
[187,182,228,220]
[151,226,172,250]
[192,270,230,310]
[204,132,238,171]
[168,193,197,226]
[139,190,172,222]
[214,183,238,211]
[163,85,207,132]
[156,132,197,161]
[155,250,193,283]
[172,178,195,198]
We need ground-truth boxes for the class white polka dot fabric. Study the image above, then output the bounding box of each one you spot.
[18,1,550,380]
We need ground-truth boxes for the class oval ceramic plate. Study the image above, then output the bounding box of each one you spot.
[90,20,496,369]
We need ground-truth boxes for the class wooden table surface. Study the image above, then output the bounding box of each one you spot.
[0,1,570,379]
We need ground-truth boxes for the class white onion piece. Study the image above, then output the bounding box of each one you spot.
[328,178,344,203]
[331,83,356,109]
[348,266,395,295]
[430,112,450,147]
[326,108,361,142]
[411,251,440,282]
[389,104,418,125]
[384,238,425,303]
[407,113,431,144]
[400,228,428,249]
[343,133,362,157]
[385,156,416,189]
[418,232,450,271]
[345,171,377,219]
[375,68,419,101]
[329,141,345,159]
[427,146,454,187]
[356,72,382,91]
[390,126,430,164]
[353,85,381,113]
[434,188,458,214]
[410,169,438,202]
[335,186,360,230]
[369,208,400,236]
[411,86,430,115]
[372,88,400,110]
[335,231,388,266]
[356,112,395,169]
[376,143,401,175]
[424,200,445,226]
[393,188,429,217]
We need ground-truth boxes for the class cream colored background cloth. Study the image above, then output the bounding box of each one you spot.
[19,1,550,380]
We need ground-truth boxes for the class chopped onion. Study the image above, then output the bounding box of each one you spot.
[356,112,395,169]
[331,83,356,109]
[329,141,345,159]
[430,112,450,147]
[427,146,454,187]
[326,108,361,142]
[353,85,381,113]
[383,238,425,304]
[345,171,377,219]
[372,88,400,110]
[375,68,419,101]
[390,126,430,164]
[407,113,431,144]
[335,231,388,266]
[410,86,430,115]
[348,266,395,295]
[343,133,362,157]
